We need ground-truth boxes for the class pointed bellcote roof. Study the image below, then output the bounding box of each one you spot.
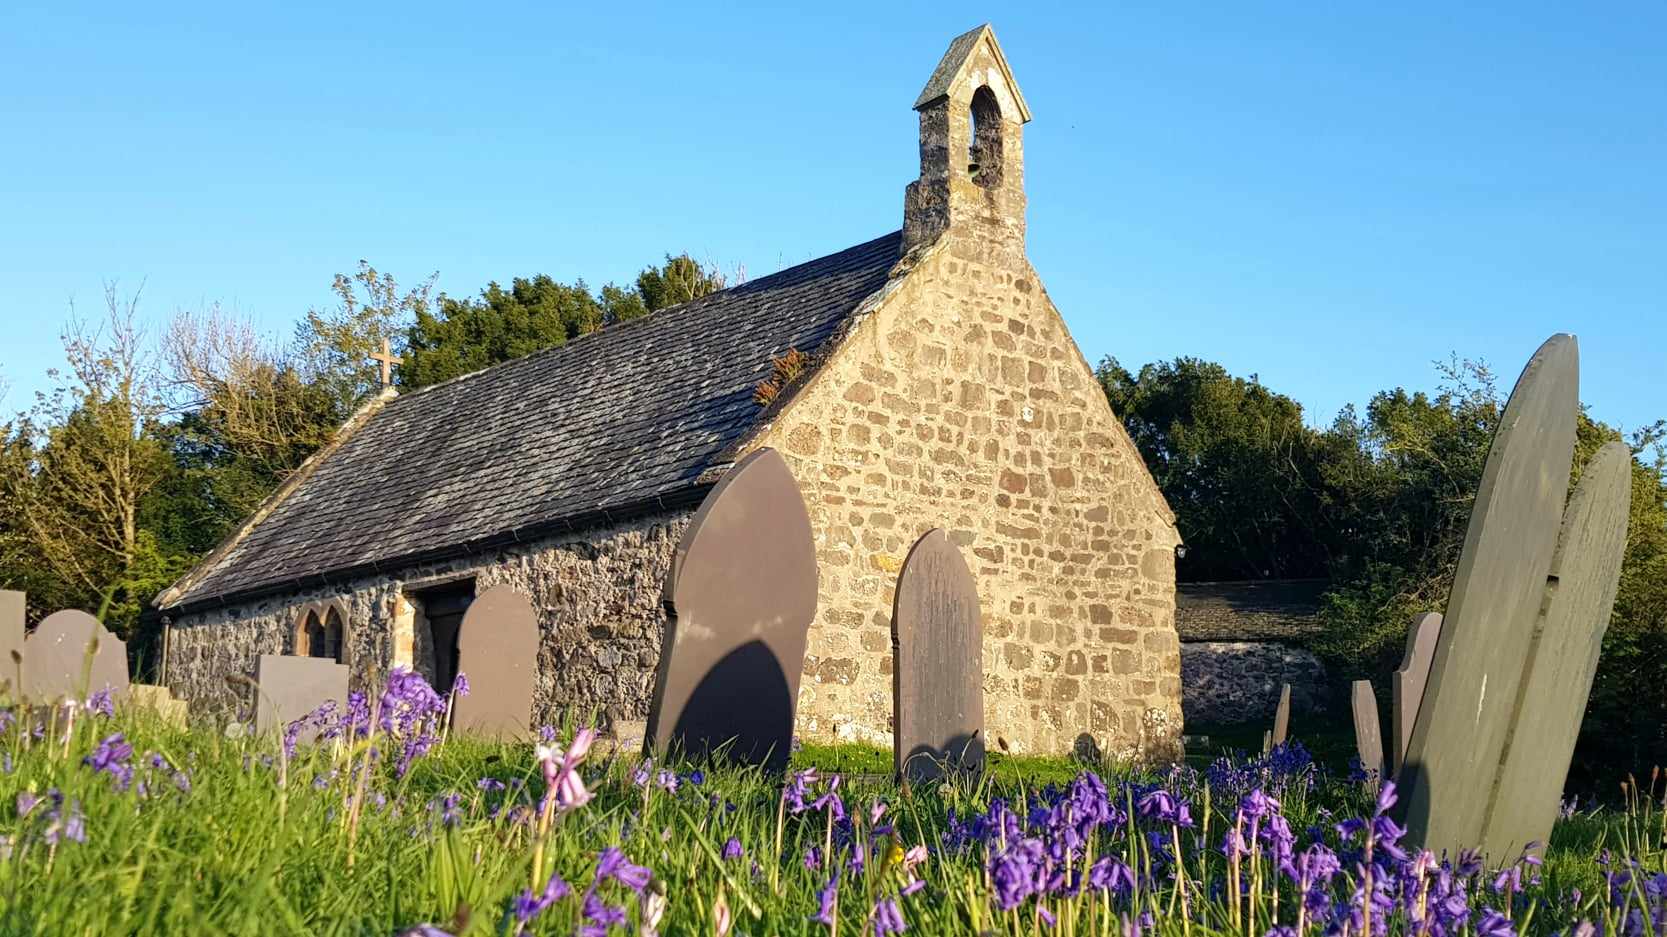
[912,23,1031,123]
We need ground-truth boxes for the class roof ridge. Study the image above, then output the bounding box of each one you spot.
[387,231,901,408]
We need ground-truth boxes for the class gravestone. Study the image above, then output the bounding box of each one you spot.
[22,609,130,703]
[1351,680,1385,790]
[892,528,985,781]
[450,584,538,739]
[1391,612,1443,776]
[0,590,23,696]
[644,448,818,770]
[253,654,349,737]
[129,684,189,729]
[1480,440,1632,858]
[1271,683,1292,748]
[1399,334,1579,857]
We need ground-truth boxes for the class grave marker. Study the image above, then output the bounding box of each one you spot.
[892,528,985,781]
[451,584,538,739]
[129,684,189,729]
[645,448,818,770]
[1351,680,1385,790]
[1399,334,1579,857]
[253,654,349,737]
[1,590,23,697]
[22,609,129,704]
[1391,612,1442,776]
[1271,683,1292,748]
[1481,440,1632,858]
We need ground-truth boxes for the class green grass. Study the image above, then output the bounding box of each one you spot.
[1,702,1662,936]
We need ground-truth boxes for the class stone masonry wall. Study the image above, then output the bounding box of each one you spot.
[164,511,690,726]
[747,233,1183,759]
[1179,641,1328,726]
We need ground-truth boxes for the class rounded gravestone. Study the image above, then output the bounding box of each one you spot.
[23,609,129,704]
[644,447,817,770]
[1399,334,1579,856]
[451,585,538,740]
[1481,440,1632,859]
[892,529,985,782]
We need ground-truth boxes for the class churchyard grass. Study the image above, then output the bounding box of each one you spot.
[2,679,1664,936]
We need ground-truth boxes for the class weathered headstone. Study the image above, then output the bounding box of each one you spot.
[253,654,349,737]
[1391,612,1442,777]
[1399,334,1579,856]
[1271,683,1292,748]
[129,684,189,729]
[644,447,818,770]
[1351,680,1385,790]
[1480,440,1632,858]
[451,584,538,739]
[892,528,985,781]
[0,590,23,697]
[22,609,130,703]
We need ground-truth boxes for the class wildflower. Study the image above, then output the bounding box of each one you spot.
[450,672,470,697]
[85,687,114,717]
[1475,909,1516,937]
[812,872,839,925]
[656,769,679,792]
[478,777,506,792]
[639,881,667,937]
[83,733,135,790]
[722,837,744,861]
[713,886,732,937]
[633,758,654,788]
[396,926,456,937]
[686,769,705,786]
[537,727,597,812]
[578,892,627,937]
[872,897,906,935]
[512,870,571,924]
[595,846,652,893]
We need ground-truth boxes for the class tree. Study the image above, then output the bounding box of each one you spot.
[294,261,437,412]
[1098,356,1329,580]
[401,254,729,390]
[0,286,180,637]
[161,305,340,547]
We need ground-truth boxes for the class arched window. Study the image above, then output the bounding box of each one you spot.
[969,85,1003,189]
[295,603,347,665]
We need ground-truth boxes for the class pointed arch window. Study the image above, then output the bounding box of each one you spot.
[295,603,347,665]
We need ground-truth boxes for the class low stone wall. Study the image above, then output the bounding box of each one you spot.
[1179,641,1327,726]
[164,510,691,728]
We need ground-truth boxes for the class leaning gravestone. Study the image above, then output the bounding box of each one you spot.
[451,584,538,739]
[644,448,818,770]
[22,609,130,703]
[1,590,23,696]
[1391,612,1442,777]
[1271,683,1292,748]
[1480,440,1632,858]
[253,654,349,737]
[1399,334,1579,857]
[129,684,189,729]
[892,528,985,782]
[1351,680,1385,791]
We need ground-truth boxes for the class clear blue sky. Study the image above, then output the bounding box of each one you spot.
[2,2,1663,433]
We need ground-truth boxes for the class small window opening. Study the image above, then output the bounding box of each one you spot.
[969,86,1003,189]
[296,604,347,664]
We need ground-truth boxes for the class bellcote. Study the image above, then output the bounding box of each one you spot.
[902,24,1032,255]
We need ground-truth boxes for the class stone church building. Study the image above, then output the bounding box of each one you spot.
[155,25,1183,758]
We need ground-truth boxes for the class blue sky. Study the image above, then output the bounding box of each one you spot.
[2,2,1663,433]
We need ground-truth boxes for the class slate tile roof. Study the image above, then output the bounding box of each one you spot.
[162,231,903,612]
[1174,579,1329,643]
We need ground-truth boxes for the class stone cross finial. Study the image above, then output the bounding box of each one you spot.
[369,338,402,389]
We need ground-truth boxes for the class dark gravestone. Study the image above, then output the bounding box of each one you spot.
[22,609,129,703]
[253,654,349,737]
[1,590,23,696]
[1481,440,1632,858]
[645,448,818,770]
[1271,683,1292,748]
[892,529,985,781]
[451,584,538,739]
[1399,334,1579,856]
[1351,680,1385,790]
[1391,612,1443,777]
